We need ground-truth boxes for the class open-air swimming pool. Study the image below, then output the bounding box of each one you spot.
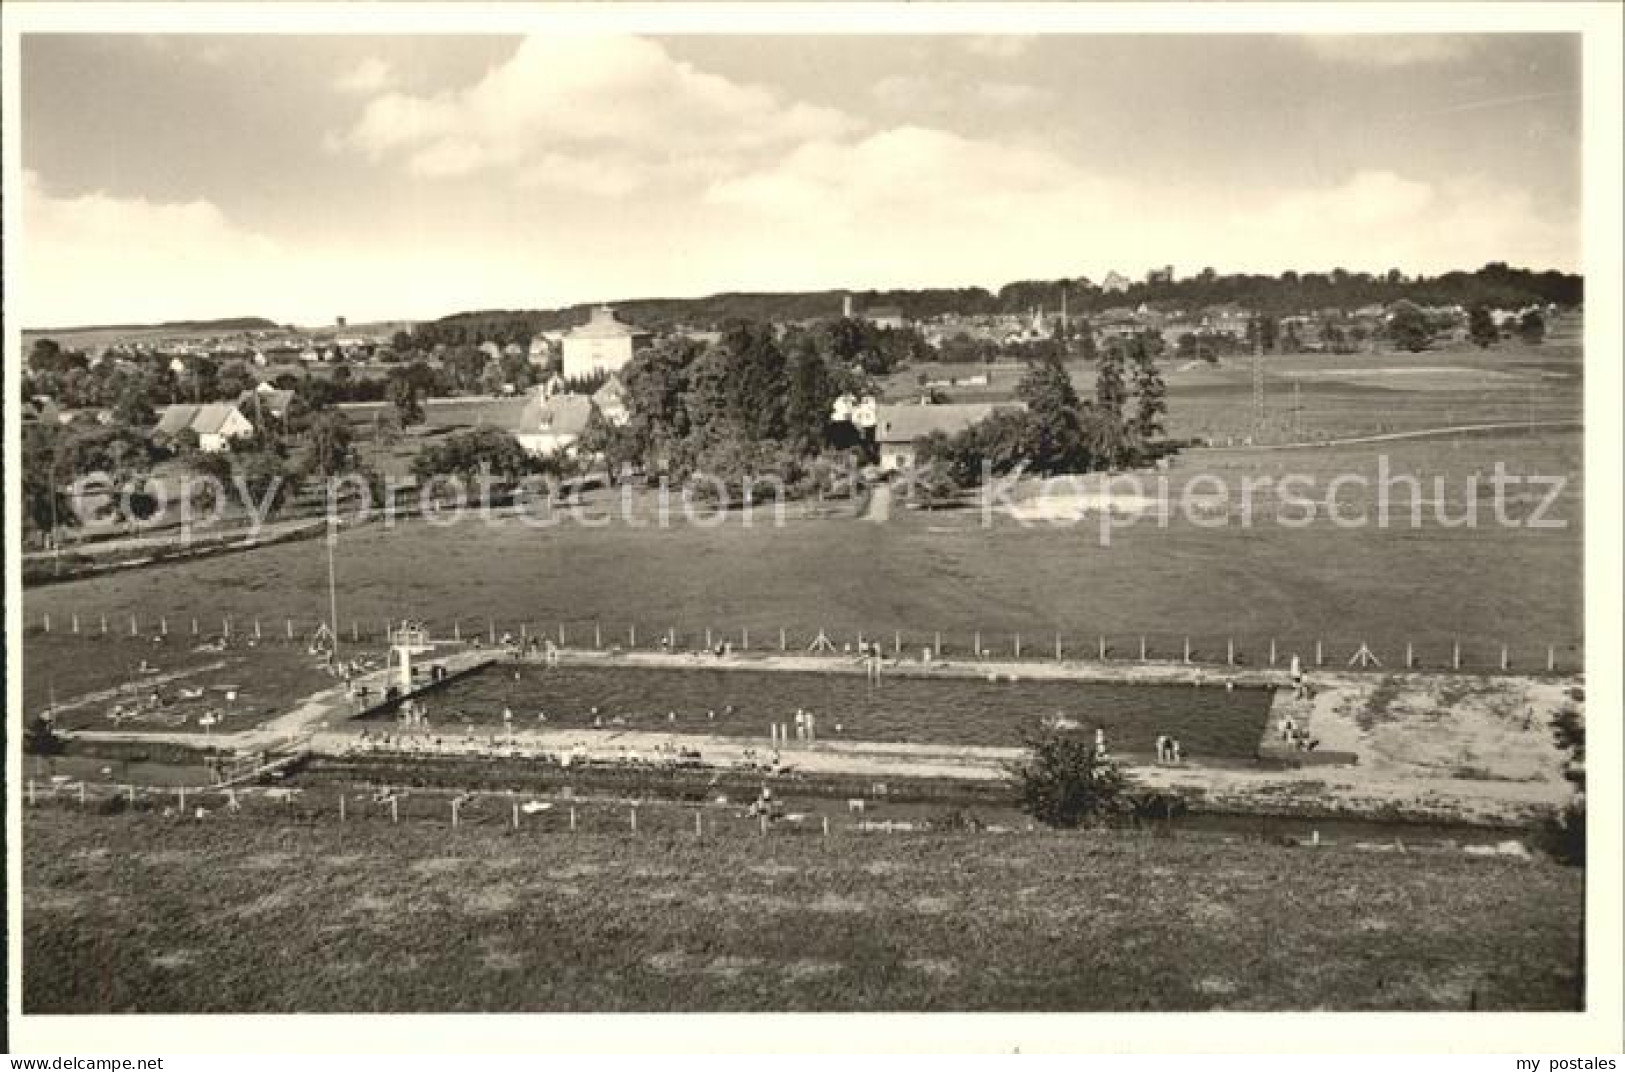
[367,663,1277,761]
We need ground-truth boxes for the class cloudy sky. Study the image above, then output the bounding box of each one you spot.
[20,32,1580,327]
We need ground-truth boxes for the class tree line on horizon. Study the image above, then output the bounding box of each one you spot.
[405,262,1581,344]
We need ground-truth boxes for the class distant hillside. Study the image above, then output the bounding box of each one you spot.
[413,264,1583,345]
[24,316,279,338]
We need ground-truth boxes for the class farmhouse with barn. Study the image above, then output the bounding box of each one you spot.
[872,401,1016,472]
[153,402,255,452]
[514,392,596,457]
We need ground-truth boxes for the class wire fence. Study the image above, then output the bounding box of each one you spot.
[22,779,984,840]
[24,609,1586,675]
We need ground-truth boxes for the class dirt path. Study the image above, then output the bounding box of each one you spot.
[862,483,892,523]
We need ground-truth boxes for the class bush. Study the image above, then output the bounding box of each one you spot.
[1008,732,1131,829]
[930,807,985,832]
[1538,798,1585,866]
[24,714,65,757]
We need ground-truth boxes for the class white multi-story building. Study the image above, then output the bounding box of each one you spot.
[561,306,652,380]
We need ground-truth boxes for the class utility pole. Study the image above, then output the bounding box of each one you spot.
[1251,337,1265,436]
[327,520,341,661]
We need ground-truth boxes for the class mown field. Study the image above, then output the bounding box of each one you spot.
[22,808,1582,1013]
[902,332,1582,446]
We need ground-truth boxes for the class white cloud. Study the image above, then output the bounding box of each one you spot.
[705,130,1576,292]
[15,173,545,327]
[19,171,284,326]
[1301,35,1477,68]
[871,73,936,112]
[334,57,394,95]
[975,81,1053,110]
[335,36,859,192]
[963,36,1036,61]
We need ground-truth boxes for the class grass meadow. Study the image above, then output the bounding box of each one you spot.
[22,429,1583,703]
[23,807,1582,1013]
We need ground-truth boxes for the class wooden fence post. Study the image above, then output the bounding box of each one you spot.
[1055,634,1063,661]
[742,627,749,650]
[1140,636,1147,662]
[351,621,358,643]
[894,631,902,656]
[1269,638,1277,666]
[974,631,981,657]
[630,625,637,648]
[225,617,232,638]
[489,620,496,644]
[452,799,460,828]
[1452,640,1461,671]
[339,795,346,823]
[42,613,50,633]
[695,810,703,837]
[1227,638,1235,666]
[513,801,520,829]
[559,623,566,647]
[1405,641,1414,669]
[255,619,262,640]
[780,627,786,652]
[822,816,830,837]
[630,806,638,834]
[130,615,138,636]
[1014,633,1021,659]
[454,620,461,642]
[192,617,199,636]
[1183,637,1191,663]
[286,618,294,640]
[391,798,399,824]
[101,614,108,635]
[72,614,80,634]
[760,813,768,837]
[569,806,577,832]
[1500,645,1510,671]
[1099,636,1107,660]
[1547,645,1556,672]
[934,632,942,657]
[1315,639,1323,667]
[595,623,602,649]
[705,627,713,650]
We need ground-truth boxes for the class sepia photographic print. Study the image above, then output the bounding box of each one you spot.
[4,2,1621,1056]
